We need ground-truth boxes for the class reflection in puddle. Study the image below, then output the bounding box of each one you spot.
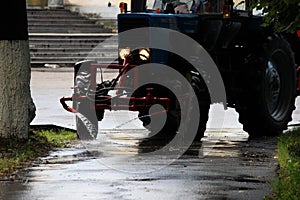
[200,128,248,157]
[74,127,251,173]
[82,128,249,159]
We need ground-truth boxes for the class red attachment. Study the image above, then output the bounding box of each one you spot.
[60,95,171,113]
[60,97,77,113]
[60,61,172,115]
[94,96,170,112]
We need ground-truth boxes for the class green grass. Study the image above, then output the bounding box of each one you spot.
[0,128,77,179]
[37,129,77,148]
[265,128,300,199]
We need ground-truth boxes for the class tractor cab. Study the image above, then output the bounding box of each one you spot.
[117,0,262,66]
[121,0,250,15]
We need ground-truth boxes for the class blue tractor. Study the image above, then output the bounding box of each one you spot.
[61,0,300,141]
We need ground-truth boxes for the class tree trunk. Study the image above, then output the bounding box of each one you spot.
[0,41,36,139]
[0,1,36,139]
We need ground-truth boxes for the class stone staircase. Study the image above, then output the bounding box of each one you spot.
[27,8,118,67]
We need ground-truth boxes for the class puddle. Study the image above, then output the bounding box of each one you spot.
[38,148,94,165]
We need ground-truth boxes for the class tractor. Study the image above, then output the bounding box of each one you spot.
[61,0,300,141]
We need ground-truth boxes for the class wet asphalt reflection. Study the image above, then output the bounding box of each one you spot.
[0,128,278,200]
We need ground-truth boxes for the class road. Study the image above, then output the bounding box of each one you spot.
[1,68,300,200]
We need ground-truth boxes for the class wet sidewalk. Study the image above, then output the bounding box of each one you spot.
[0,136,278,200]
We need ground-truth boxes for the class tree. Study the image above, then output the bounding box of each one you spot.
[251,0,300,33]
[0,1,36,139]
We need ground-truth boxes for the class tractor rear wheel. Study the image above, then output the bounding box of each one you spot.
[236,36,296,137]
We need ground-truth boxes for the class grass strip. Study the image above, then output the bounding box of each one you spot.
[266,128,300,199]
[0,128,77,180]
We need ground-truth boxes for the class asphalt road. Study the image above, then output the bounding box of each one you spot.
[1,68,300,200]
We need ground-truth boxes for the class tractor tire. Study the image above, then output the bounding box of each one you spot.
[236,35,296,137]
[139,106,180,134]
[74,70,98,140]
[138,75,209,141]
[137,86,180,137]
[190,75,210,141]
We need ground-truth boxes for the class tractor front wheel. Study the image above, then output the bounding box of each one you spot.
[74,68,99,140]
[138,74,210,142]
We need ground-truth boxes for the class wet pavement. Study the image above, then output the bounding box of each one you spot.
[1,68,300,199]
[0,136,277,200]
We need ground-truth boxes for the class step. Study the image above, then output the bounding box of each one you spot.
[27,9,81,16]
[27,8,117,66]
[30,51,117,57]
[28,19,97,24]
[29,39,117,46]
[30,48,117,53]
[30,43,117,49]
[28,24,105,29]
[29,34,117,47]
[30,57,118,63]
[27,8,74,13]
[27,13,84,17]
[27,14,86,20]
[30,47,117,52]
[28,28,112,33]
[27,8,113,34]
[29,34,117,40]
[29,38,117,43]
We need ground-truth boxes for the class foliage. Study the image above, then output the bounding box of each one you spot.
[265,129,300,199]
[251,0,300,33]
